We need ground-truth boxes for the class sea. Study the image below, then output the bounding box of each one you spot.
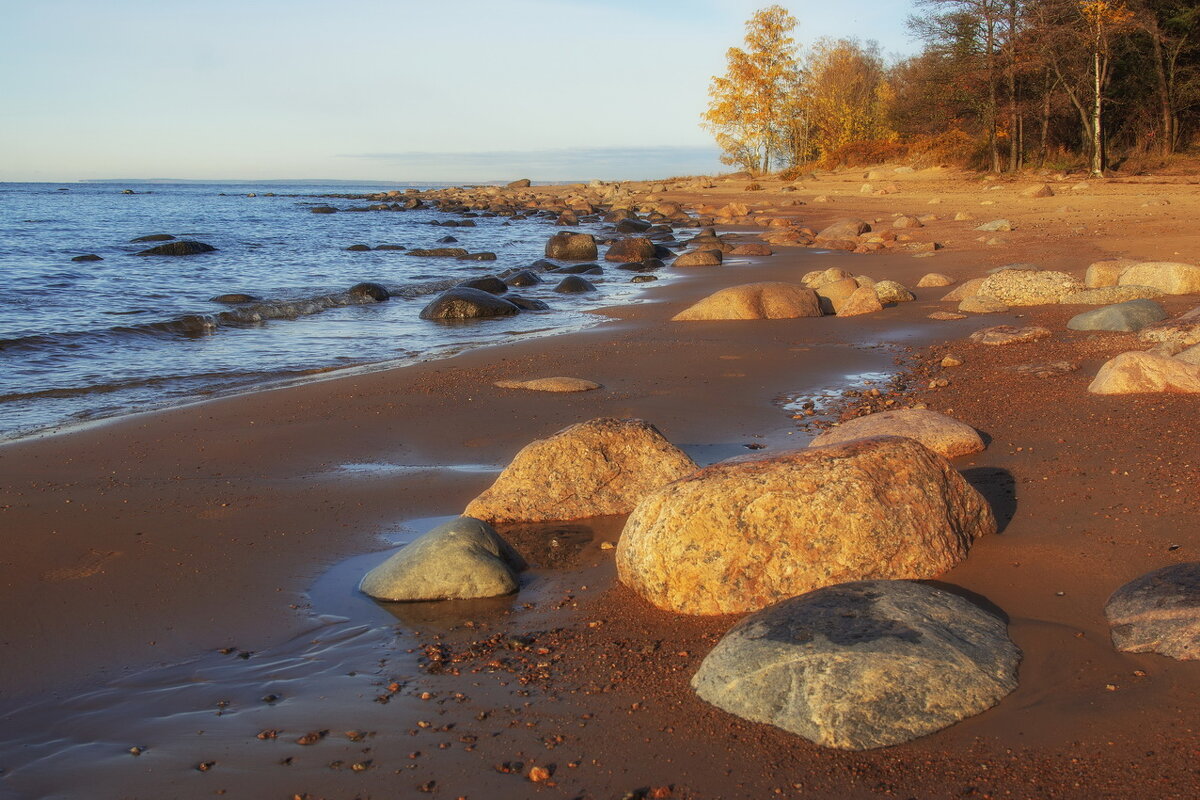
[0,181,677,441]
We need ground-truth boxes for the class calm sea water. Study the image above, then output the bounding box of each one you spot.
[0,182,678,440]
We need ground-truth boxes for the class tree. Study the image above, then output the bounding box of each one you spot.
[1080,0,1136,173]
[799,39,896,160]
[702,5,800,172]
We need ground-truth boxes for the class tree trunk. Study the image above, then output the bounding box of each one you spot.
[1147,17,1175,154]
[1091,47,1104,175]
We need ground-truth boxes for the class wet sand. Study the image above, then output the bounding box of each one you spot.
[2,170,1199,798]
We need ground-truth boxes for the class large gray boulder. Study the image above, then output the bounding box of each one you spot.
[616,437,996,615]
[464,418,697,524]
[1105,563,1200,660]
[692,580,1021,750]
[1067,299,1167,332]
[359,517,525,602]
[419,287,520,320]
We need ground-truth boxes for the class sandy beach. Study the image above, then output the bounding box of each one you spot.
[2,168,1199,799]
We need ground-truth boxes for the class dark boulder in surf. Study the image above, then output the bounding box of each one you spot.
[420,287,521,320]
[349,282,391,302]
[554,276,597,294]
[135,240,217,256]
[458,276,508,295]
[71,254,103,262]
[506,294,550,311]
[505,270,543,287]
[346,244,372,252]
[211,293,260,304]
[130,234,175,243]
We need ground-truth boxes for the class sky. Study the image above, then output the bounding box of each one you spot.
[0,0,920,183]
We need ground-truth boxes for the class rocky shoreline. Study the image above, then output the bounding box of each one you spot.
[2,167,1199,798]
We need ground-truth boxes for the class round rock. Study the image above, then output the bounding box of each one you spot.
[419,287,520,320]
[672,283,821,321]
[1106,563,1200,660]
[691,580,1021,750]
[359,516,525,602]
[545,232,597,261]
[616,436,997,615]
[135,240,216,256]
[809,409,985,459]
[553,275,596,294]
[1066,299,1167,332]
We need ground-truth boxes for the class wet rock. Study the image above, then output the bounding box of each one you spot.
[464,418,697,524]
[1087,351,1200,394]
[553,263,603,275]
[419,288,520,320]
[730,243,773,256]
[375,244,406,251]
[809,409,985,459]
[817,218,870,239]
[505,270,543,287]
[493,377,601,392]
[348,282,390,302]
[929,311,967,320]
[545,232,598,261]
[605,237,657,263]
[211,293,260,304]
[346,244,372,251]
[135,240,217,256]
[1118,262,1200,295]
[672,283,821,321]
[130,233,175,242]
[553,276,596,294]
[615,218,652,234]
[616,436,997,615]
[359,517,524,602]
[457,252,497,262]
[457,276,508,295]
[1067,299,1167,332]
[1106,563,1200,660]
[692,580,1020,750]
[615,259,664,273]
[977,269,1082,306]
[505,294,550,311]
[310,206,338,214]
[672,250,723,267]
[407,247,468,258]
[631,275,657,283]
[71,254,103,262]
[836,286,884,317]
[969,325,1050,345]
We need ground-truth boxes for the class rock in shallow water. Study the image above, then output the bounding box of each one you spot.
[359,517,525,602]
[135,240,216,256]
[1106,563,1200,660]
[544,232,597,261]
[692,580,1021,750]
[616,436,997,615]
[464,418,697,524]
[419,287,519,320]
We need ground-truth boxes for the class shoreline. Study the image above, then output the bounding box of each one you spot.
[3,169,1200,797]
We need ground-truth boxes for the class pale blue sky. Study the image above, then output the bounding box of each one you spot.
[0,0,918,182]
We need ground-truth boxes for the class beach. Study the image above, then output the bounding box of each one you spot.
[2,169,1199,798]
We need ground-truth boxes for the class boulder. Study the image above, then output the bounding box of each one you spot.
[1138,306,1200,349]
[505,270,543,287]
[892,215,923,228]
[211,293,259,304]
[616,436,997,615]
[464,418,697,524]
[348,282,390,302]
[71,254,102,262]
[346,243,372,251]
[553,275,596,293]
[1021,183,1055,198]
[457,276,508,295]
[505,294,550,311]
[959,297,1010,314]
[975,219,1014,232]
[803,267,853,289]
[130,234,175,242]
[941,277,986,302]
[135,240,216,256]
[1176,343,1200,365]
[672,283,821,321]
[929,311,967,320]
[1085,259,1138,288]
[672,250,723,267]
[310,206,338,214]
[817,218,870,239]
[494,377,601,392]
[691,580,1020,750]
[1118,262,1200,295]
[730,243,774,256]
[419,287,520,320]
[873,280,915,304]
[969,325,1051,345]
[1066,299,1167,332]
[815,277,860,314]
[408,247,468,257]
[917,273,953,288]
[809,409,985,459]
[359,517,525,602]
[545,232,598,261]
[506,178,532,188]
[605,237,657,262]
[836,286,884,317]
[615,217,652,233]
[553,262,603,275]
[1105,563,1200,660]
[1087,351,1200,394]
[976,269,1083,306]
[1062,285,1163,305]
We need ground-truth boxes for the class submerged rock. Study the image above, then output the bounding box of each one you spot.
[464,418,697,524]
[71,254,102,262]
[419,287,520,320]
[545,232,597,261]
[210,293,260,304]
[359,517,525,602]
[692,580,1020,750]
[348,282,390,302]
[135,240,216,256]
[1106,563,1200,660]
[616,436,997,615]
[130,233,175,243]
